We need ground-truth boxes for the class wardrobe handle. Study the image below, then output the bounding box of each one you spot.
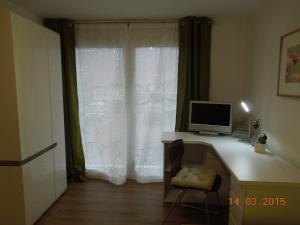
[0,142,58,167]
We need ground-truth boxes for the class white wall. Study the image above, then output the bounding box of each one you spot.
[210,17,250,125]
[248,0,300,168]
[0,0,41,23]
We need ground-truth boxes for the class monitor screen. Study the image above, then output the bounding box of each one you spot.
[191,103,231,126]
[189,101,232,134]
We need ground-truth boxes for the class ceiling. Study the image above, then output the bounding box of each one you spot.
[8,0,271,20]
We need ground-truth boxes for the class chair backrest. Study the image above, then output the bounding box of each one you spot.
[168,139,184,177]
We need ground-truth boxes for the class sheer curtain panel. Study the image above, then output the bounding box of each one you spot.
[76,23,178,185]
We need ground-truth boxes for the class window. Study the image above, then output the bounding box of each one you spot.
[76,23,178,184]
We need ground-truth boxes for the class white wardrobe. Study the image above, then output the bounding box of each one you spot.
[0,10,67,225]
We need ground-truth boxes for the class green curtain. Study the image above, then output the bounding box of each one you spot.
[44,19,85,181]
[175,16,212,131]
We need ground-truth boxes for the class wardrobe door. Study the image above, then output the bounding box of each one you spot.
[10,12,52,160]
[22,151,55,225]
[0,10,21,161]
[47,30,67,198]
[0,166,26,225]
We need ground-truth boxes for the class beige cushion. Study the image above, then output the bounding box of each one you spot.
[171,166,217,190]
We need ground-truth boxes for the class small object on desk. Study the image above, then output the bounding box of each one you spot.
[251,118,262,138]
[254,133,268,153]
[255,143,266,153]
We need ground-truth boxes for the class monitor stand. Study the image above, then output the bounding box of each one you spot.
[193,131,221,136]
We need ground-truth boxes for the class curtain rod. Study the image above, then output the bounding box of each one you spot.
[75,18,180,24]
[75,18,216,25]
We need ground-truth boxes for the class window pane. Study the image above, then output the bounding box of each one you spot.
[76,47,127,184]
[134,47,178,181]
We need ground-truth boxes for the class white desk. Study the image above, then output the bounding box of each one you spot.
[162,132,300,225]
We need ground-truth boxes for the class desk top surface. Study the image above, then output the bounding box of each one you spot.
[162,132,300,186]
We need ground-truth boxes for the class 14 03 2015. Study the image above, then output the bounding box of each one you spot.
[229,196,287,207]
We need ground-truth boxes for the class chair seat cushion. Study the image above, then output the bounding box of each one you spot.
[171,166,217,190]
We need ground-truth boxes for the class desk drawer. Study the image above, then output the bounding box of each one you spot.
[229,209,243,225]
[229,200,244,225]
[229,215,234,225]
[230,176,245,210]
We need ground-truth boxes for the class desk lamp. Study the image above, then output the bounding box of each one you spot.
[241,101,251,139]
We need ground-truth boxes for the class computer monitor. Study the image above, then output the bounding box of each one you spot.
[188,101,232,134]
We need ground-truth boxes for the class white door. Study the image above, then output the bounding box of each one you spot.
[10,12,53,160]
[47,30,67,198]
[22,151,55,225]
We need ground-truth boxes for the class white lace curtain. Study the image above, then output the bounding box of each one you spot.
[75,23,178,185]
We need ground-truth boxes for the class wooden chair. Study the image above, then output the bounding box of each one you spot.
[162,139,222,225]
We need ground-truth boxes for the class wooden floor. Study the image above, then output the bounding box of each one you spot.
[36,180,228,225]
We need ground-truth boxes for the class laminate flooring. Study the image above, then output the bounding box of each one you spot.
[36,179,228,225]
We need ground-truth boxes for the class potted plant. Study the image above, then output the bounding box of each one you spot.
[255,133,267,153]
